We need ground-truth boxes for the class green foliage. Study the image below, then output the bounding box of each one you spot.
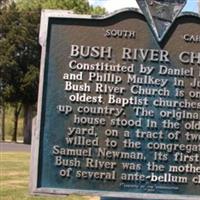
[0,2,40,105]
[90,6,107,15]
[16,0,106,15]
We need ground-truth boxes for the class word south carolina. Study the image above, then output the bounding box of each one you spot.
[70,44,200,65]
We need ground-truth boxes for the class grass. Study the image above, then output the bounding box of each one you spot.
[0,152,99,200]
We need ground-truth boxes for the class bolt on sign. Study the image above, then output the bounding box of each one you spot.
[31,1,200,199]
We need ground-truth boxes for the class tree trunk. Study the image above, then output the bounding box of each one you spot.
[12,104,21,142]
[23,104,33,144]
[1,104,5,141]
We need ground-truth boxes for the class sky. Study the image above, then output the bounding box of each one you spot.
[88,0,199,13]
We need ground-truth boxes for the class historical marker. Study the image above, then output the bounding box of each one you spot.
[31,2,200,199]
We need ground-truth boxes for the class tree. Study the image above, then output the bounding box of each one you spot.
[0,0,10,142]
[0,2,40,142]
[0,87,5,141]
[0,0,105,144]
[0,3,19,141]
[0,2,37,142]
[0,60,5,140]
[16,0,106,15]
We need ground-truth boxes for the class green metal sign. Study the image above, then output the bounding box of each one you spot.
[31,7,200,200]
